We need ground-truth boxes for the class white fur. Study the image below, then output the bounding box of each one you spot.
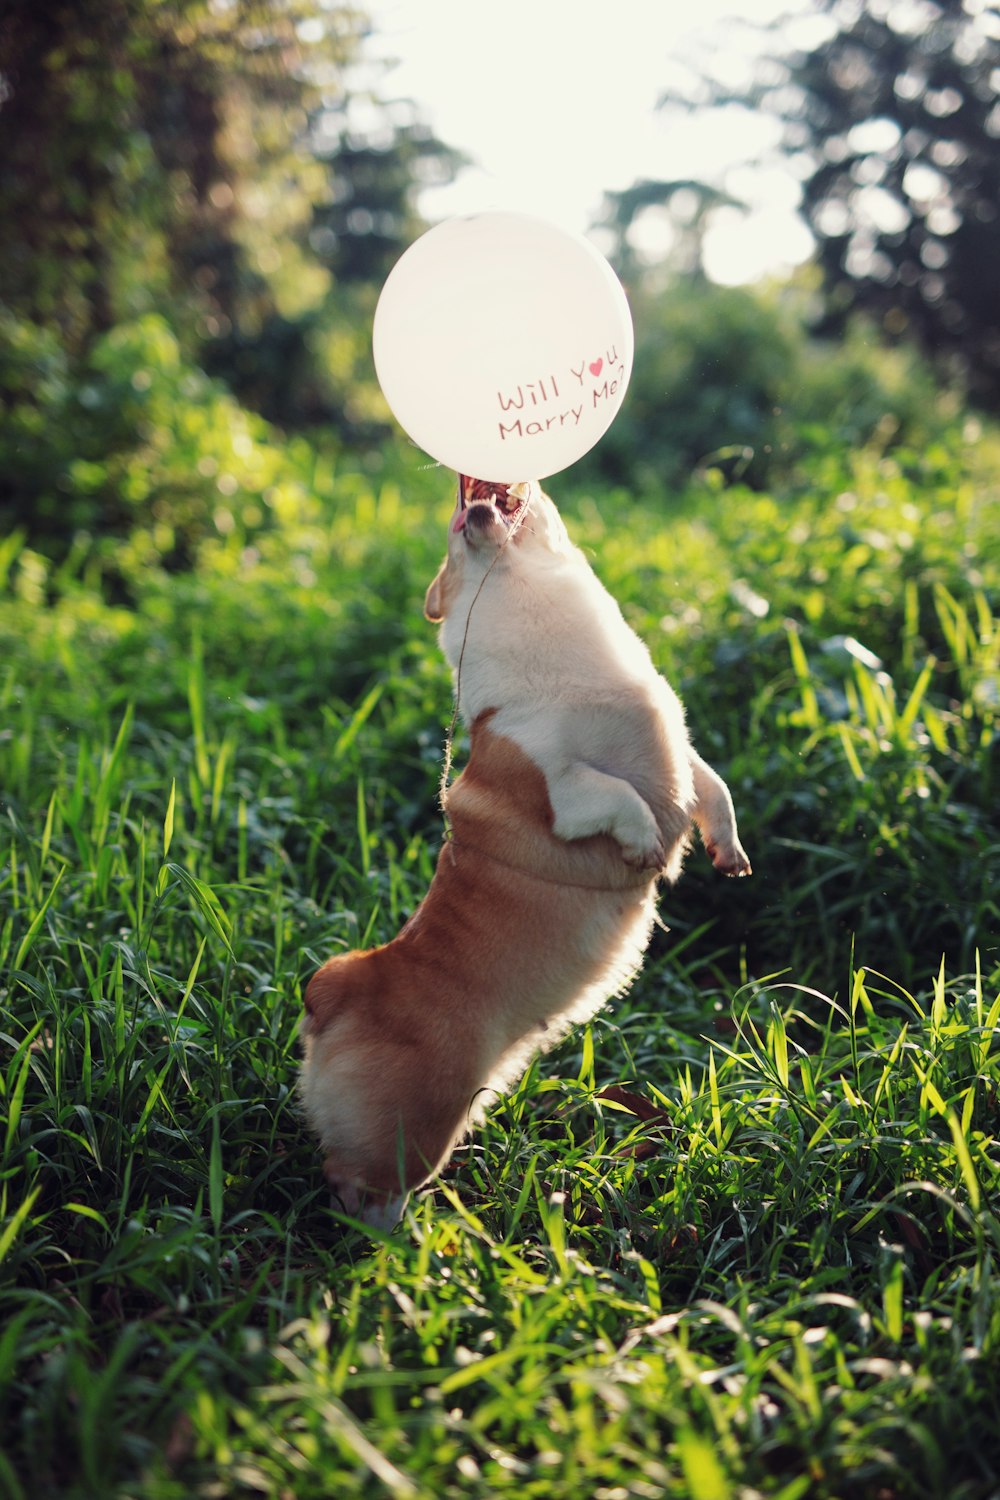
[430,483,750,880]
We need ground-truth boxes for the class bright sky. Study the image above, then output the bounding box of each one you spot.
[364,0,821,283]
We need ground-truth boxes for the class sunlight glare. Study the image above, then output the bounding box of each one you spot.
[364,0,818,282]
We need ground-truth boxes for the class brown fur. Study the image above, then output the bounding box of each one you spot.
[300,712,656,1219]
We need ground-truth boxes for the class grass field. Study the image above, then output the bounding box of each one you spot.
[2,423,999,1498]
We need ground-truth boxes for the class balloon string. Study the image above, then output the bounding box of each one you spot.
[439,492,530,834]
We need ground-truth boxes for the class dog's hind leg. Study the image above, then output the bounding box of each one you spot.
[689,750,751,876]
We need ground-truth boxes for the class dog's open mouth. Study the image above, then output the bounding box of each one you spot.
[456,475,530,533]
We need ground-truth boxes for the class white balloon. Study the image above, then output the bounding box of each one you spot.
[372,211,633,481]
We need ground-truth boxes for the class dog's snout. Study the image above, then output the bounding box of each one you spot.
[324,1166,407,1230]
[463,501,506,548]
[465,501,497,529]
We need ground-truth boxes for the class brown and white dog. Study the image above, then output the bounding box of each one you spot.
[300,478,750,1228]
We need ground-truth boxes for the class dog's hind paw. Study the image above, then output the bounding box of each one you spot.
[706,838,752,877]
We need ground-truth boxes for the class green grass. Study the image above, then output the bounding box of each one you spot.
[1,426,999,1497]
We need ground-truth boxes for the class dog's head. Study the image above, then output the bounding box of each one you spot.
[424,476,570,623]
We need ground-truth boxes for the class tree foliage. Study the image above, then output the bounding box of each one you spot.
[0,0,355,347]
[582,281,799,491]
[0,0,463,430]
[743,0,1000,405]
[0,0,470,551]
[315,107,466,288]
[597,179,743,283]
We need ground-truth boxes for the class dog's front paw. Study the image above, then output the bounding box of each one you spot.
[705,837,752,878]
[613,803,667,872]
[619,835,667,872]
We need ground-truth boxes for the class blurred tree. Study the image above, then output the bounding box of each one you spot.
[577,279,799,492]
[0,0,469,553]
[313,99,466,287]
[598,178,743,283]
[208,88,466,427]
[0,0,363,352]
[734,0,1000,405]
[0,0,465,431]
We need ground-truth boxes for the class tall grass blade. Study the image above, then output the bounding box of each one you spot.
[209,1111,224,1235]
[332,681,384,760]
[769,1000,789,1089]
[786,626,819,728]
[898,656,936,737]
[162,862,235,957]
[3,1022,43,1154]
[0,1186,41,1269]
[92,703,134,846]
[708,1047,723,1146]
[163,778,176,860]
[13,865,65,969]
[676,1425,732,1500]
[187,628,210,788]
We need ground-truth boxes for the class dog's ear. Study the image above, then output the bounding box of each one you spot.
[424,560,448,623]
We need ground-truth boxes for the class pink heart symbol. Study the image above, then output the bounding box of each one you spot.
[589,358,603,376]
